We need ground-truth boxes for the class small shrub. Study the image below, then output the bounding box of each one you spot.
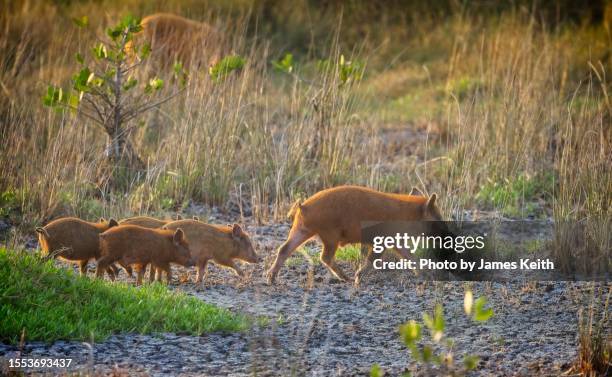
[387,290,493,376]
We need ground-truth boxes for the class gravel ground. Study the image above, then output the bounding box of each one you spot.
[0,213,604,376]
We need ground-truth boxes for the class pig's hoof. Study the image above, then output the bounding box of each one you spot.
[265,270,277,285]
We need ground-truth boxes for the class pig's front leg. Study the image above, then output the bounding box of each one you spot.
[218,259,244,278]
[156,263,172,284]
[136,266,145,286]
[196,259,209,283]
[78,259,89,276]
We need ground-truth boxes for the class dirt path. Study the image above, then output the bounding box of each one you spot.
[0,219,595,376]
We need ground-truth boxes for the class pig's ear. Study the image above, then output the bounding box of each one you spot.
[173,228,185,243]
[108,218,119,228]
[99,217,106,223]
[426,193,437,209]
[175,214,183,220]
[192,216,199,221]
[35,227,49,238]
[231,224,242,238]
[410,187,424,196]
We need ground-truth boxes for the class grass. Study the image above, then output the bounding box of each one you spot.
[335,245,363,262]
[0,1,608,228]
[476,172,555,217]
[288,244,363,266]
[575,285,610,376]
[0,248,248,344]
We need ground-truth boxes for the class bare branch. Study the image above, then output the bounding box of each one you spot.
[121,89,185,123]
[122,60,144,74]
[83,96,106,125]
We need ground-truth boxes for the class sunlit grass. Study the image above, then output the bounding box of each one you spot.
[0,248,248,344]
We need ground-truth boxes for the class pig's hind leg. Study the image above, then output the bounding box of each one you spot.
[117,261,133,278]
[354,246,376,287]
[266,227,314,284]
[95,255,115,280]
[320,240,350,282]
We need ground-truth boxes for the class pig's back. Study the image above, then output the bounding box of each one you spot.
[100,225,160,258]
[119,216,167,228]
[163,220,226,259]
[301,186,425,223]
[44,218,100,254]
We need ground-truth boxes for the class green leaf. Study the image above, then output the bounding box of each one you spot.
[272,53,293,73]
[121,14,142,33]
[399,320,421,346]
[172,61,189,87]
[337,54,364,84]
[72,68,92,92]
[422,345,433,363]
[145,78,164,93]
[75,53,84,65]
[42,86,62,107]
[209,55,245,82]
[423,304,445,342]
[92,43,108,59]
[122,77,138,91]
[72,16,88,28]
[106,25,123,40]
[369,364,383,377]
[463,354,480,370]
[68,94,80,111]
[140,43,151,60]
[473,297,493,322]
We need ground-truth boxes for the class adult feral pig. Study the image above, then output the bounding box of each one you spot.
[97,225,194,285]
[266,185,445,285]
[35,217,130,278]
[162,220,259,283]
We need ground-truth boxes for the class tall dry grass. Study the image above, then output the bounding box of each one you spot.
[0,1,609,231]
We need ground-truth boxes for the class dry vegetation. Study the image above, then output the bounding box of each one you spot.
[1,1,609,224]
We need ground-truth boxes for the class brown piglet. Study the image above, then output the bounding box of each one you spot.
[35,217,131,278]
[266,185,445,285]
[162,220,259,283]
[118,216,168,281]
[97,225,194,285]
[117,215,193,281]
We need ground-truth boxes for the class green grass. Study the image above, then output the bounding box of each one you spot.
[335,245,363,262]
[476,173,555,217]
[0,248,248,344]
[290,244,363,265]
